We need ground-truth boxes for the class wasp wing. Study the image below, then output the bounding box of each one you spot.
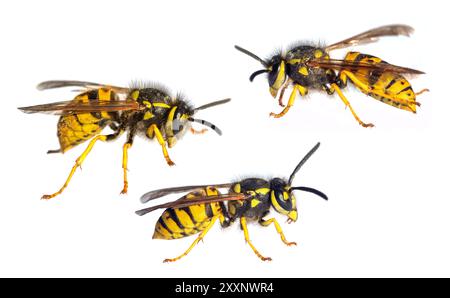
[307,59,424,75]
[18,99,140,115]
[140,183,233,203]
[135,193,247,216]
[37,80,130,93]
[325,24,414,52]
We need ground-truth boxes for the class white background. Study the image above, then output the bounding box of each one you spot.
[0,0,448,277]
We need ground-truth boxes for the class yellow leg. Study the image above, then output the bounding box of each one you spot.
[120,143,132,194]
[277,79,292,107]
[270,84,307,118]
[42,135,108,200]
[149,124,175,166]
[413,88,429,107]
[260,218,296,246]
[241,217,272,261]
[190,127,208,135]
[331,83,374,128]
[163,215,219,263]
[416,88,429,96]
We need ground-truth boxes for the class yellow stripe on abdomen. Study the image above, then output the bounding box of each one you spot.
[56,89,118,152]
[342,52,418,113]
[152,187,223,240]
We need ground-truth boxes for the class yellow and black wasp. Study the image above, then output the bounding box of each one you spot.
[19,80,230,199]
[135,142,327,262]
[235,24,429,127]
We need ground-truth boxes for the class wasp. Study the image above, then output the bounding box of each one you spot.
[18,80,230,199]
[235,24,429,127]
[135,142,327,262]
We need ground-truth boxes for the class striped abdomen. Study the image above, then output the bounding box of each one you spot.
[57,88,119,152]
[342,52,419,113]
[153,187,224,240]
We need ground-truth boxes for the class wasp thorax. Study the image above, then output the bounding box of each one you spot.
[285,45,321,61]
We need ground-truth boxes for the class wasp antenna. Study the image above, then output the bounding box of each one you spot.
[290,186,328,201]
[234,45,268,67]
[188,118,223,135]
[194,98,231,111]
[288,142,321,185]
[249,69,269,82]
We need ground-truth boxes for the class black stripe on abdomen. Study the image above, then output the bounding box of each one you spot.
[398,86,413,94]
[385,78,397,90]
[205,204,213,218]
[158,217,172,233]
[368,70,382,85]
[167,209,185,230]
[354,53,372,63]
[181,207,197,224]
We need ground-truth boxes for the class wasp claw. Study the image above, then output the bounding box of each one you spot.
[361,122,375,128]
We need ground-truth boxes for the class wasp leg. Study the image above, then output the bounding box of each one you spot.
[219,202,232,227]
[240,217,271,261]
[413,88,429,107]
[42,132,122,200]
[120,142,132,194]
[270,84,307,118]
[190,127,208,135]
[163,215,220,263]
[259,217,296,246]
[148,124,175,166]
[277,79,292,107]
[330,83,374,128]
[47,149,61,154]
[416,88,429,96]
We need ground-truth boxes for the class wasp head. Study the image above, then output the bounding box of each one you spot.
[270,143,328,223]
[269,177,298,222]
[166,97,231,147]
[235,45,287,98]
[165,97,194,148]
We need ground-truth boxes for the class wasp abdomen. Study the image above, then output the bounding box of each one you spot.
[342,52,419,112]
[57,88,119,152]
[153,187,223,240]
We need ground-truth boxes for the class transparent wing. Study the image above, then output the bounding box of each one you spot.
[325,24,414,52]
[307,58,424,75]
[37,80,130,93]
[135,193,248,216]
[140,183,233,203]
[18,99,140,115]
